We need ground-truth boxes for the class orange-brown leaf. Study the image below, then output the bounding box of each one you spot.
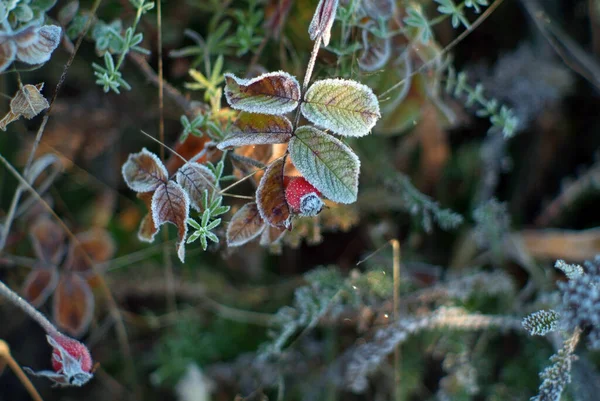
[151,181,190,262]
[64,229,116,276]
[256,158,290,228]
[53,273,94,337]
[226,203,265,247]
[29,216,65,264]
[22,265,59,307]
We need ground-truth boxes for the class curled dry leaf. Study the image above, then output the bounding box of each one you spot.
[288,126,360,204]
[264,0,293,39]
[22,265,59,307]
[301,78,381,137]
[29,216,65,265]
[308,0,339,46]
[151,181,190,262]
[64,229,116,277]
[0,83,49,130]
[358,24,391,72]
[226,203,265,247]
[176,162,218,211]
[0,24,62,72]
[53,273,94,337]
[256,158,291,229]
[224,71,301,115]
[217,112,293,150]
[137,192,158,242]
[122,148,168,193]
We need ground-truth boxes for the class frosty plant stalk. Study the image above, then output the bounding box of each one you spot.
[0,280,94,387]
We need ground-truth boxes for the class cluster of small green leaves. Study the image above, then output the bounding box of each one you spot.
[445,66,519,137]
[90,0,154,93]
[179,112,226,143]
[404,0,490,39]
[385,173,463,233]
[186,158,231,251]
[0,0,56,27]
[185,55,226,116]
[170,0,264,66]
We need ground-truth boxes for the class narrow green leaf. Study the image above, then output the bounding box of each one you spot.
[288,126,360,204]
[301,78,381,137]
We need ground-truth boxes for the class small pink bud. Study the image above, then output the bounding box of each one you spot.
[308,0,339,46]
[24,334,94,387]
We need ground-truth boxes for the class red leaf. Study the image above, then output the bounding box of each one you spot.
[29,217,65,264]
[226,203,265,247]
[22,265,59,307]
[53,273,94,337]
[151,181,190,262]
[122,148,168,193]
[64,229,116,276]
[256,158,291,228]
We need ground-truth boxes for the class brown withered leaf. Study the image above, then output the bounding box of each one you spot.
[264,0,293,39]
[260,224,286,246]
[224,71,301,115]
[22,265,59,307]
[166,134,213,175]
[176,162,218,211]
[0,83,49,130]
[53,273,94,337]
[256,158,290,228]
[122,148,168,193]
[233,144,274,183]
[226,203,265,247]
[137,192,158,242]
[29,217,65,265]
[64,229,116,276]
[217,112,293,150]
[151,181,190,262]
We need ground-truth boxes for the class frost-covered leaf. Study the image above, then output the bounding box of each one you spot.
[151,181,190,262]
[64,229,116,276]
[226,202,265,247]
[0,83,49,130]
[122,148,168,193]
[256,158,290,228]
[308,0,339,46]
[22,266,59,307]
[137,192,158,243]
[176,162,217,212]
[224,71,300,115]
[13,24,62,65]
[53,273,94,337]
[522,310,560,336]
[217,112,293,150]
[288,126,360,204]
[301,78,380,137]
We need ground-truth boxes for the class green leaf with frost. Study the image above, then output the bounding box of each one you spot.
[288,126,360,204]
[301,78,380,137]
[224,71,301,115]
[522,310,560,336]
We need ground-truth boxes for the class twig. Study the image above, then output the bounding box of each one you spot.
[0,340,44,401]
[391,239,401,401]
